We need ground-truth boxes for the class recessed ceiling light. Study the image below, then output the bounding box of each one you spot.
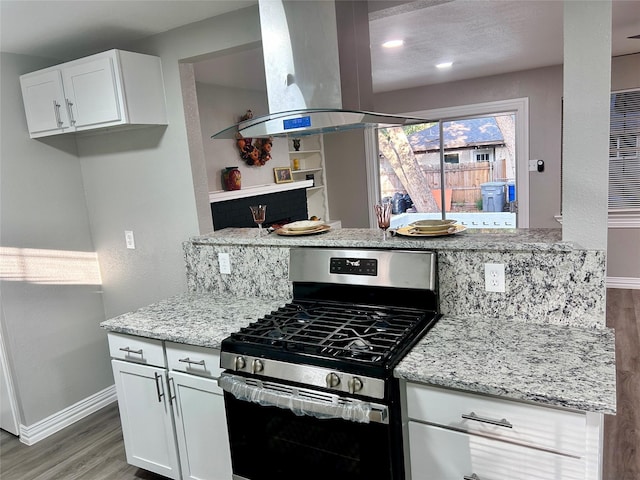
[436,62,453,69]
[382,39,404,48]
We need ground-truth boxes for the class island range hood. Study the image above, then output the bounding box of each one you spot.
[211,1,430,139]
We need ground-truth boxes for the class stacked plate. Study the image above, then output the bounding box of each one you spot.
[276,220,331,236]
[395,219,466,237]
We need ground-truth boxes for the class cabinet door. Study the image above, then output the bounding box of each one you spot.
[170,371,232,480]
[408,422,584,480]
[111,360,180,479]
[62,56,121,128]
[20,70,70,136]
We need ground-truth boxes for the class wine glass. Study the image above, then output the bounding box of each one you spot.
[374,200,392,241]
[249,205,267,236]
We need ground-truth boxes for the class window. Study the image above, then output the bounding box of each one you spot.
[444,153,459,164]
[475,150,493,162]
[609,89,640,211]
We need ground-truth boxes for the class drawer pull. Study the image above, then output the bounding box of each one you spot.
[464,475,481,480]
[154,372,165,403]
[119,347,143,356]
[461,412,512,429]
[178,357,205,366]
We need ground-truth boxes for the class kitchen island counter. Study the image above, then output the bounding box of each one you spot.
[100,294,616,415]
[188,227,573,252]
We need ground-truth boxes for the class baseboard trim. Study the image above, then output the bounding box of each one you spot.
[607,276,640,289]
[19,385,117,446]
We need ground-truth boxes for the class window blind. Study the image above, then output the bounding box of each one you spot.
[609,89,640,211]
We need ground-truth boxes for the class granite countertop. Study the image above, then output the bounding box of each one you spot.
[395,315,617,415]
[188,227,583,252]
[100,293,616,415]
[101,293,287,348]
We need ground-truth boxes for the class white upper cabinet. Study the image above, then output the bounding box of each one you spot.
[20,49,167,138]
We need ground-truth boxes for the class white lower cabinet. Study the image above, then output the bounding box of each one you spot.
[405,382,604,480]
[108,334,232,480]
[111,359,181,479]
[408,422,584,480]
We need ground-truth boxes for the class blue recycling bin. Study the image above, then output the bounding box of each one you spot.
[507,181,516,202]
[480,182,506,212]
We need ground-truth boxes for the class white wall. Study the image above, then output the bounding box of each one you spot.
[0,53,112,426]
[195,82,291,191]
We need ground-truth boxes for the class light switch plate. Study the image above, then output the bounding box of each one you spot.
[124,230,135,249]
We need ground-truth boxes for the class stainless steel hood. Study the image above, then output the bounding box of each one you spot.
[211,108,429,139]
[211,1,430,140]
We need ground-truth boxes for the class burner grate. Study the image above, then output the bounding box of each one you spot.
[233,300,430,365]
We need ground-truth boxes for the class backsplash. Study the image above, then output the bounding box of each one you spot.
[183,233,606,329]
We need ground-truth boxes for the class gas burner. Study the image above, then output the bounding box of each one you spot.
[347,337,373,352]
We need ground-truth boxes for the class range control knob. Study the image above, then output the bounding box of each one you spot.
[234,356,246,371]
[325,372,341,388]
[348,377,363,394]
[252,359,264,374]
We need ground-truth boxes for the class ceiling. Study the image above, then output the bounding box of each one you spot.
[1,0,639,94]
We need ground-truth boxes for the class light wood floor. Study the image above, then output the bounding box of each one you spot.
[1,289,638,480]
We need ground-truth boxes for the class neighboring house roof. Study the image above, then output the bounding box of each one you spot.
[408,117,505,152]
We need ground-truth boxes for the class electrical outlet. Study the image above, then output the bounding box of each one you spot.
[484,263,505,292]
[124,230,135,249]
[218,252,231,274]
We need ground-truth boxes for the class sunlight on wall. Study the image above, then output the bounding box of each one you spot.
[0,247,102,285]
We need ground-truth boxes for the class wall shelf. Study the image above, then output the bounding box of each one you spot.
[209,180,312,203]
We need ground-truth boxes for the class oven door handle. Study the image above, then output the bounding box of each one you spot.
[219,373,389,425]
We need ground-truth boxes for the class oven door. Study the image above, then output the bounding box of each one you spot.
[219,373,398,480]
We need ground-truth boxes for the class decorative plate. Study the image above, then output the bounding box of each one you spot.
[275,225,331,236]
[394,224,467,237]
[281,220,326,231]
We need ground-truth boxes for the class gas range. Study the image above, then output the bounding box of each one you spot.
[219,247,441,480]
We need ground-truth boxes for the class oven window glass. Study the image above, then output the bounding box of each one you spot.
[224,392,395,480]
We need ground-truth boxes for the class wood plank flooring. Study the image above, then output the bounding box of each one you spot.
[1,288,638,480]
[603,288,640,480]
[0,402,165,480]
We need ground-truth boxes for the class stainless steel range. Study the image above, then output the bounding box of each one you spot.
[219,247,441,480]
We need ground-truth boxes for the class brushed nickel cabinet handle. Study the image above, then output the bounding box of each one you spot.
[154,372,165,403]
[53,100,63,127]
[168,375,176,404]
[461,411,513,429]
[178,357,205,366]
[119,347,143,355]
[65,99,76,125]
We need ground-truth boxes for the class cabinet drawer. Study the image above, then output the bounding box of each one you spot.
[107,333,164,367]
[406,383,586,457]
[166,342,223,380]
[409,422,584,480]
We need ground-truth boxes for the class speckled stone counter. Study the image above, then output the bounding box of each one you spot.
[100,293,287,349]
[188,227,570,251]
[395,315,617,415]
[184,227,606,329]
[100,293,616,415]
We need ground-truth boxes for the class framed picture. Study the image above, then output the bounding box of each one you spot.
[274,167,293,184]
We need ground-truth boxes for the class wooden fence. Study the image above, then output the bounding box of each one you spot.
[381,160,507,209]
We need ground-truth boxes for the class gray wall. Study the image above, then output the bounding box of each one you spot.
[0,53,111,425]
[374,65,564,229]
[374,53,640,279]
[77,6,262,319]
